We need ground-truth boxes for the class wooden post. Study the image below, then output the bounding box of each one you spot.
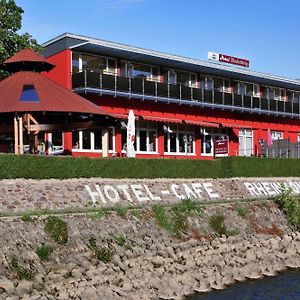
[102,129,109,158]
[14,115,19,154]
[18,116,23,154]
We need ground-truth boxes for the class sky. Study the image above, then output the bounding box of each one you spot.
[16,0,300,79]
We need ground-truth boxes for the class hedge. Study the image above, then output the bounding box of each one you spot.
[0,154,300,179]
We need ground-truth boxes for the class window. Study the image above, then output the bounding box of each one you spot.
[20,85,40,102]
[77,53,116,75]
[164,124,194,154]
[72,128,114,151]
[168,69,177,85]
[253,84,260,97]
[72,52,80,74]
[201,129,228,156]
[224,79,231,93]
[297,133,300,142]
[271,131,283,141]
[239,129,253,156]
[121,121,157,153]
[214,77,223,92]
[122,62,159,81]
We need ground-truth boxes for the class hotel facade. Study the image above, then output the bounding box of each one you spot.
[41,33,300,159]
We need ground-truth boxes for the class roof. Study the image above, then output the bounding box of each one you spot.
[0,71,107,114]
[42,33,300,91]
[1,49,54,72]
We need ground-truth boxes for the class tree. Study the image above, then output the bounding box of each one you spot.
[0,0,42,80]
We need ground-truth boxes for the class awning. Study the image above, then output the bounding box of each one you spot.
[221,123,252,129]
[185,120,220,128]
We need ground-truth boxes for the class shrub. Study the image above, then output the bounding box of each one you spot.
[152,200,202,239]
[209,214,239,237]
[20,213,32,222]
[114,203,128,218]
[235,203,248,217]
[11,256,33,280]
[114,234,126,247]
[90,208,107,220]
[36,244,54,261]
[88,236,112,263]
[275,184,300,230]
[44,216,68,245]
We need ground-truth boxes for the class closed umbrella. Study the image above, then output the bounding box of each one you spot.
[126,110,136,158]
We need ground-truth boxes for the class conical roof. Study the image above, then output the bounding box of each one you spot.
[1,49,54,73]
[0,71,108,115]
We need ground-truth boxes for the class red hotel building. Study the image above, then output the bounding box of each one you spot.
[41,33,300,159]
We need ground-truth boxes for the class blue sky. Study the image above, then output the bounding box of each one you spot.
[16,0,300,79]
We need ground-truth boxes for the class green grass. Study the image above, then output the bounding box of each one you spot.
[0,154,300,179]
[209,214,239,237]
[36,244,54,261]
[20,213,32,222]
[235,203,248,217]
[44,216,68,245]
[152,200,202,238]
[88,236,112,263]
[275,185,300,230]
[11,256,33,280]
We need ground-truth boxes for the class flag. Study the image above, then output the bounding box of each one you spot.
[267,129,273,148]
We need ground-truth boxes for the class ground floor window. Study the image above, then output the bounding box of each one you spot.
[121,121,157,153]
[200,128,228,156]
[48,132,63,154]
[164,124,194,154]
[72,128,114,151]
[271,131,283,141]
[239,129,253,156]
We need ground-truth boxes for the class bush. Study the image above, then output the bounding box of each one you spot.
[36,244,54,261]
[152,200,202,238]
[88,236,112,263]
[275,185,300,230]
[44,216,68,245]
[209,214,239,236]
[11,256,33,280]
[235,203,248,217]
[20,213,32,222]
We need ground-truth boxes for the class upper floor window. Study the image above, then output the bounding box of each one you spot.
[287,90,300,103]
[72,52,117,75]
[262,86,286,101]
[121,61,159,81]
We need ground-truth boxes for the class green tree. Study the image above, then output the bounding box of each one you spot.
[0,0,42,80]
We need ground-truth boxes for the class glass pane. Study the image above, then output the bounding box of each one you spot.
[200,75,205,89]
[177,71,190,86]
[164,131,168,152]
[52,132,62,146]
[106,59,116,75]
[19,85,40,102]
[169,70,177,85]
[82,54,106,72]
[274,88,280,100]
[131,63,151,78]
[206,78,213,90]
[233,81,239,94]
[261,86,267,98]
[170,132,177,152]
[108,128,114,151]
[239,82,246,95]
[178,133,185,153]
[245,83,253,96]
[152,67,160,81]
[204,135,212,154]
[268,88,275,100]
[139,130,147,151]
[287,90,293,102]
[149,131,156,151]
[72,131,79,149]
[224,79,230,93]
[280,89,286,101]
[72,52,80,73]
[94,130,102,150]
[254,84,260,97]
[246,137,252,156]
[162,69,168,83]
[121,128,127,151]
[120,61,127,77]
[187,134,193,153]
[82,131,91,149]
[214,77,223,92]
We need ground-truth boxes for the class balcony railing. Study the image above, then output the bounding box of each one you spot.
[72,71,300,119]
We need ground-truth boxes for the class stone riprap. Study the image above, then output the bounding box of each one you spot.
[1,177,300,213]
[0,203,299,299]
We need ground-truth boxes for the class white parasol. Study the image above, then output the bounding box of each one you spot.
[126,109,136,158]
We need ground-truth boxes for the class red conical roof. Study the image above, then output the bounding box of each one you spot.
[1,49,54,72]
[0,71,108,115]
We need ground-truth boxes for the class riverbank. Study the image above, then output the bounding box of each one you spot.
[0,201,299,299]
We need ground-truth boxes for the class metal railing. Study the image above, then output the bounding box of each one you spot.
[72,71,300,119]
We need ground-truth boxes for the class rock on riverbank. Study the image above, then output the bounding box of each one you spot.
[0,202,299,299]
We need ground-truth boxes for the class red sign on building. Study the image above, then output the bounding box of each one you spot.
[219,54,250,68]
[214,139,228,155]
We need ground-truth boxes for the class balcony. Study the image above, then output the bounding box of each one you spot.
[72,71,300,119]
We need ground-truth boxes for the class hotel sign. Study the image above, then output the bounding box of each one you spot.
[214,139,228,155]
[208,52,250,68]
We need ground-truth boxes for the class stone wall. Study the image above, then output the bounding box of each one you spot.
[1,177,300,213]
